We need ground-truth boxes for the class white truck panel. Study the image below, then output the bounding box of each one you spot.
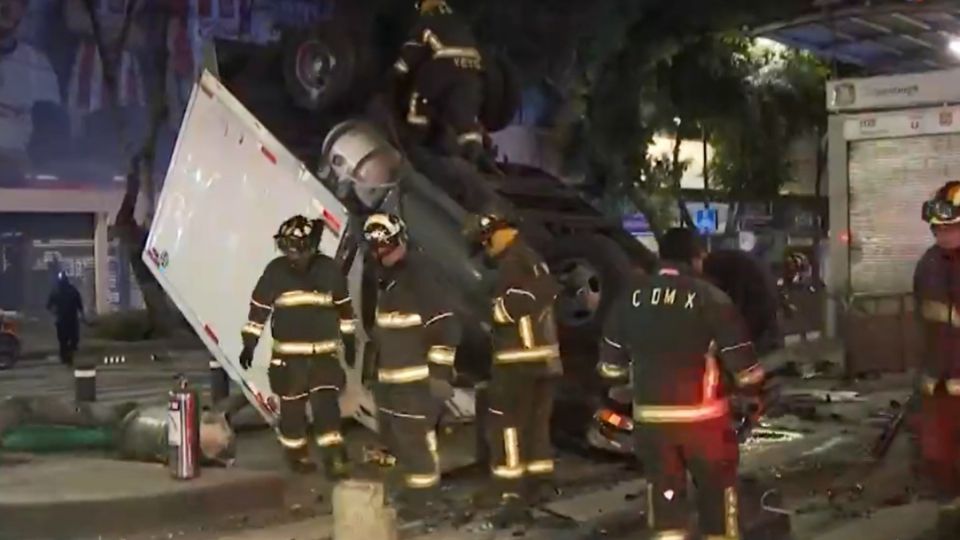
[143,71,353,425]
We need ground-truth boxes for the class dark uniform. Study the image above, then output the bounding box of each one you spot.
[914,245,960,529]
[372,252,461,492]
[599,265,763,540]
[394,1,485,161]
[703,249,783,356]
[241,256,356,463]
[47,277,83,365]
[487,240,562,500]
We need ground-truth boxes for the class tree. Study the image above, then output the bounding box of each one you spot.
[77,0,180,335]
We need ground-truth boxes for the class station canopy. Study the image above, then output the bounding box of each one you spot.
[752,0,960,74]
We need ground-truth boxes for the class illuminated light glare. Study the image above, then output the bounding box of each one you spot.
[951,39,960,56]
[663,489,675,501]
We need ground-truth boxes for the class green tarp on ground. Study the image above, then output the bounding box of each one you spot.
[0,425,114,453]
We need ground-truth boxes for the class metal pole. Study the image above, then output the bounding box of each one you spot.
[209,359,230,402]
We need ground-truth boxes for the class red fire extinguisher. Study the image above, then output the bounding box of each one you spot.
[168,376,201,480]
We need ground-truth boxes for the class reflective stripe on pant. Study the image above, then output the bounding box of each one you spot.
[376,381,441,489]
[921,391,960,498]
[268,353,345,452]
[636,415,739,538]
[486,371,556,496]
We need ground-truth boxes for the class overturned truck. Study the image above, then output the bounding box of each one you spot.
[144,5,655,434]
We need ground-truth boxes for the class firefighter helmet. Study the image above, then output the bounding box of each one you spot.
[416,0,452,15]
[922,181,960,226]
[274,215,323,255]
[462,213,512,247]
[319,120,400,186]
[363,213,407,248]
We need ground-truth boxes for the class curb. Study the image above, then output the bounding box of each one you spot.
[0,459,285,540]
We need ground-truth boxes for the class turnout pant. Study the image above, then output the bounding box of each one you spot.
[635,416,740,539]
[920,389,960,539]
[56,319,79,365]
[408,60,484,159]
[376,381,441,491]
[267,353,345,457]
[486,370,556,498]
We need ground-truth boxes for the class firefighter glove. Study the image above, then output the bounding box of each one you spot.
[239,346,254,370]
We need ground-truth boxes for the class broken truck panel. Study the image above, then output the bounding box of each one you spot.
[143,71,351,426]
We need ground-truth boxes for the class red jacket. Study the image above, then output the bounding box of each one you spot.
[914,246,960,387]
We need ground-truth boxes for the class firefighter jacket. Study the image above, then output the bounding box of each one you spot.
[598,264,764,424]
[393,7,482,77]
[490,241,563,375]
[914,246,960,394]
[241,255,356,359]
[373,252,462,385]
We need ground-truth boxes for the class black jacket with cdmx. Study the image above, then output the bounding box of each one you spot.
[395,7,482,76]
[241,255,355,356]
[599,264,762,424]
[373,251,462,383]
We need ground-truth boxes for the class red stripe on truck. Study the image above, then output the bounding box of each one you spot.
[260,145,277,164]
[322,209,341,233]
[203,325,219,344]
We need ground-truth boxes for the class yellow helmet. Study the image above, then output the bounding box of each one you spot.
[417,0,452,14]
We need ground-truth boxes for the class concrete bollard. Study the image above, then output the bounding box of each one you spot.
[332,480,397,540]
[74,358,97,403]
[209,360,230,403]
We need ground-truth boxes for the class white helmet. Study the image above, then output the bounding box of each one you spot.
[362,213,407,248]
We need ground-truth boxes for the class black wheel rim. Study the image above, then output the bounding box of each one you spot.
[553,258,603,327]
[295,39,337,97]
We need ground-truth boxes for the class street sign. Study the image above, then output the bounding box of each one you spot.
[622,213,651,235]
[695,207,719,234]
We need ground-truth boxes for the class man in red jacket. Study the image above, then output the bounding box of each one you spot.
[916,180,960,539]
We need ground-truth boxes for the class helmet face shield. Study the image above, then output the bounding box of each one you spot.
[923,198,960,226]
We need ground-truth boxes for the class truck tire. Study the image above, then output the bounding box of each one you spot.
[282,25,357,112]
[480,53,521,133]
[544,234,632,387]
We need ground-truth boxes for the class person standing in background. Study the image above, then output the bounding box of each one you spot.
[47,272,84,366]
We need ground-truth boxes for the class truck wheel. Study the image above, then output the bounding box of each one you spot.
[480,53,521,133]
[0,332,19,370]
[545,234,632,385]
[282,25,357,112]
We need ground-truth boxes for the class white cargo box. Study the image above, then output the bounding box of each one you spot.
[143,71,352,424]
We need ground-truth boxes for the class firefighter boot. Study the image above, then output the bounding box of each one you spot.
[936,500,960,540]
[490,494,534,529]
[321,445,351,481]
[284,447,318,475]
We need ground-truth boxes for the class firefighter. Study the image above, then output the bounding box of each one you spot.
[915,180,960,539]
[239,215,356,478]
[462,213,562,525]
[598,228,764,540]
[362,212,461,517]
[46,272,84,366]
[393,0,486,165]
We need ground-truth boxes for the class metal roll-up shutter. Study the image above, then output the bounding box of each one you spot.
[848,133,960,294]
